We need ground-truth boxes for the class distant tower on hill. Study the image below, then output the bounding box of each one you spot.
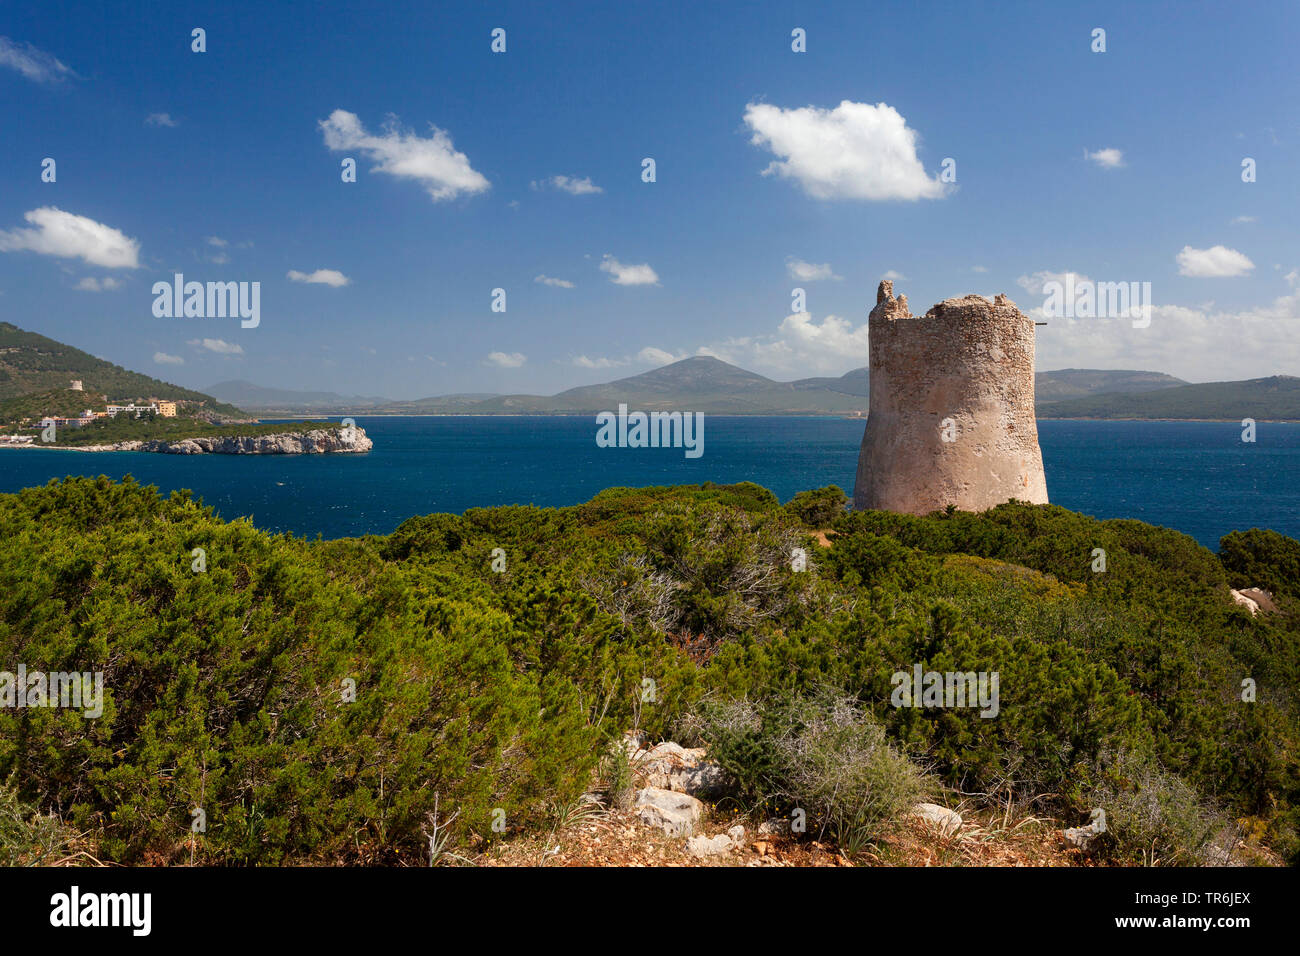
[852,281,1048,515]
[69,380,83,391]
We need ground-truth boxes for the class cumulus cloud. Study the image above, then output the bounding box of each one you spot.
[573,355,625,369]
[153,351,184,365]
[74,276,123,292]
[189,338,244,356]
[1036,284,1300,381]
[690,312,871,377]
[637,347,679,366]
[1176,245,1254,278]
[0,207,140,268]
[535,274,574,288]
[881,269,908,281]
[485,351,526,368]
[319,109,489,202]
[532,175,602,195]
[600,254,659,286]
[1085,148,1125,168]
[145,112,177,127]
[1016,270,1090,296]
[786,257,839,281]
[0,36,73,84]
[743,100,946,201]
[288,268,350,287]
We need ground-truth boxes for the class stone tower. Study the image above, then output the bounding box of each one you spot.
[852,281,1048,514]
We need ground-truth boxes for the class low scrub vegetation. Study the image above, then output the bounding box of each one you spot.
[1,477,1296,865]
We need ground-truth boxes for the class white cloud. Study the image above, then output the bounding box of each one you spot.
[572,355,625,369]
[1036,285,1300,381]
[535,274,574,288]
[145,112,177,127]
[533,175,602,195]
[153,351,184,365]
[288,268,350,287]
[486,351,526,368]
[881,269,908,281]
[786,257,839,281]
[207,236,228,247]
[319,109,489,202]
[692,312,871,377]
[0,37,73,84]
[637,347,678,366]
[600,254,659,286]
[1176,245,1254,278]
[1017,270,1091,296]
[188,338,244,356]
[1085,148,1125,168]
[74,276,123,292]
[743,100,947,201]
[972,265,988,273]
[1231,216,1257,224]
[0,207,140,269]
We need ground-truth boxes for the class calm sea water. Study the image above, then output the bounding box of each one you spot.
[1,417,1296,550]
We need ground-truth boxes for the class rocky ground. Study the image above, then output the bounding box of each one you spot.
[475,735,1085,868]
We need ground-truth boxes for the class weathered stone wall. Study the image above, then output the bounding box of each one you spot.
[853,281,1048,514]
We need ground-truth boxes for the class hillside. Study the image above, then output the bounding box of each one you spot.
[0,322,246,418]
[1034,368,1187,403]
[1,477,1295,867]
[1038,375,1300,420]
[208,360,1206,418]
[205,380,394,410]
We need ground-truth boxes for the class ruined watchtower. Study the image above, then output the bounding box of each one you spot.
[852,281,1048,514]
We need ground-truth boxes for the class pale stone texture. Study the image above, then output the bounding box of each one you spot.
[634,787,704,837]
[911,802,963,836]
[853,282,1048,514]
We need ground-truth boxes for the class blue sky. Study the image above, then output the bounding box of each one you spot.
[1,0,1297,398]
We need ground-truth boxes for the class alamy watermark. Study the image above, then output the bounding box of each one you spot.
[152,273,260,328]
[891,664,999,718]
[596,404,704,459]
[1,665,103,718]
[1042,274,1151,328]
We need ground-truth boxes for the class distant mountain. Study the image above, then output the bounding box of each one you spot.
[0,322,245,418]
[206,380,394,410]
[424,357,873,415]
[1034,369,1187,403]
[1037,376,1300,420]
[208,357,1292,420]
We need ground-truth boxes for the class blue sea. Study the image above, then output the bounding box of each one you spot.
[1,417,1296,550]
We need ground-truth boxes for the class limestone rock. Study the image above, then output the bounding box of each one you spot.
[854,282,1048,514]
[1063,808,1107,849]
[137,426,373,455]
[911,802,962,837]
[636,741,727,797]
[685,833,734,857]
[634,787,703,837]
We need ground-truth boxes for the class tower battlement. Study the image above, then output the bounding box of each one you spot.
[852,281,1048,514]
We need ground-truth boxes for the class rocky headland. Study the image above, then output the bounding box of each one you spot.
[30,426,373,455]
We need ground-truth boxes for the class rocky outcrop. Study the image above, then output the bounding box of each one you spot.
[854,281,1048,514]
[634,787,704,837]
[634,741,727,797]
[911,803,963,837]
[1231,587,1278,615]
[58,427,372,455]
[1063,808,1107,849]
[686,825,746,857]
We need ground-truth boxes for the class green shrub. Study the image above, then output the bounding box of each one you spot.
[1084,750,1241,866]
[784,486,848,529]
[687,690,929,845]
